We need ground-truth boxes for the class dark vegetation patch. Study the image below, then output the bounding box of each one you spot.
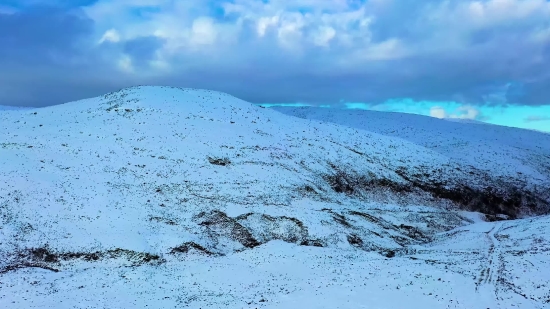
[196,210,261,249]
[388,235,414,247]
[415,213,466,232]
[295,184,327,199]
[332,213,351,227]
[485,214,509,222]
[370,230,384,238]
[0,262,60,274]
[38,247,161,264]
[394,167,549,218]
[300,239,325,247]
[384,250,396,258]
[347,234,363,247]
[321,209,352,227]
[507,250,529,256]
[243,214,308,243]
[105,102,121,112]
[323,163,550,218]
[320,209,433,254]
[1,246,163,274]
[195,211,322,253]
[207,156,231,166]
[348,211,385,226]
[349,211,431,244]
[397,224,432,243]
[348,210,432,243]
[239,213,320,246]
[169,242,217,256]
[324,163,410,195]
[149,216,177,225]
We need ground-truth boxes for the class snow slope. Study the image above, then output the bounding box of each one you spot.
[272,107,550,185]
[0,105,33,111]
[1,86,549,308]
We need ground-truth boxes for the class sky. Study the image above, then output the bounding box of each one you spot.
[0,0,549,132]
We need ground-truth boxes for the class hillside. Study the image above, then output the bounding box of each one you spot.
[273,106,550,216]
[0,106,33,111]
[272,107,550,179]
[1,86,549,308]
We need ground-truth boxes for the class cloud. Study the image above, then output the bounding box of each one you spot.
[122,35,165,69]
[1,0,550,107]
[99,28,120,43]
[0,6,127,106]
[430,106,448,119]
[430,105,483,120]
[1,0,98,9]
[525,115,550,122]
[0,6,93,64]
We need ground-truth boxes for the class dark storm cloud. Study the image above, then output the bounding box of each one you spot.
[123,36,166,67]
[1,0,550,107]
[0,4,131,106]
[0,6,93,63]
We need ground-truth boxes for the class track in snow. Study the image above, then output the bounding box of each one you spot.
[477,221,504,294]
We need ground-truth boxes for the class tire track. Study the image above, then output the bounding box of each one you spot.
[476,221,505,294]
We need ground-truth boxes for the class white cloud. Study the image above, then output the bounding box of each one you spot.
[311,26,336,47]
[5,0,550,107]
[276,13,306,49]
[256,16,279,37]
[117,54,133,72]
[190,17,218,46]
[430,106,448,119]
[451,105,480,119]
[82,0,383,61]
[99,29,121,44]
[430,105,481,120]
[428,0,550,28]
[78,0,547,75]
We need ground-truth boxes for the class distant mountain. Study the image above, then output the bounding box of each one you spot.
[0,105,33,111]
[1,87,549,308]
[273,106,550,207]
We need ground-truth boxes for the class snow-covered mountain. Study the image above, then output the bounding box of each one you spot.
[0,105,33,111]
[1,86,549,308]
[272,107,550,180]
[273,106,550,214]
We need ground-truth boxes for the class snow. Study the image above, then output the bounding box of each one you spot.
[0,105,33,111]
[0,86,549,308]
[1,217,549,308]
[273,106,550,182]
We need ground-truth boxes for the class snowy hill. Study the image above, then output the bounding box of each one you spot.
[0,105,33,111]
[273,106,550,201]
[1,86,549,308]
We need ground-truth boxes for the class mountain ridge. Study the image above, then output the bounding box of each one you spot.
[1,86,549,308]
